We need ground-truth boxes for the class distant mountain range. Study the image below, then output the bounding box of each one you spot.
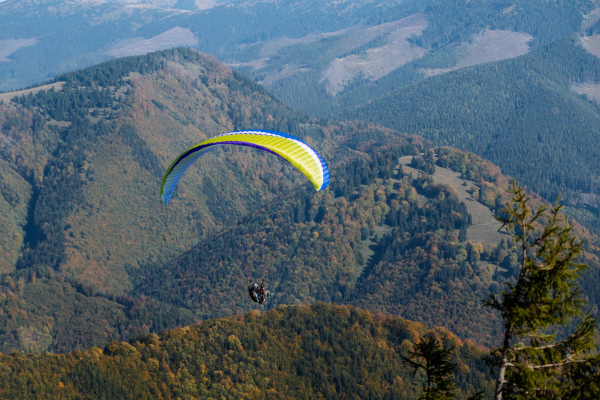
[1,0,598,94]
[339,37,600,231]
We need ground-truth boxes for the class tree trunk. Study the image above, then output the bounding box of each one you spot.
[494,324,512,400]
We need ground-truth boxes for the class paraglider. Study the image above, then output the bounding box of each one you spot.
[248,278,271,304]
[160,130,329,305]
[160,129,329,204]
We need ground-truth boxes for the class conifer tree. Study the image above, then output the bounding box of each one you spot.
[486,181,600,399]
[403,336,457,400]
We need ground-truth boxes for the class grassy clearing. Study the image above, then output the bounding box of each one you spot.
[398,155,507,246]
[0,82,64,104]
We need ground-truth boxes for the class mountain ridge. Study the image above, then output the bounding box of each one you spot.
[0,303,494,399]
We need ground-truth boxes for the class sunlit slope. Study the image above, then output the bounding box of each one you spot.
[0,303,494,399]
[341,38,600,212]
[4,49,341,293]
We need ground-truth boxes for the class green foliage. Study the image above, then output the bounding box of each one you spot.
[0,277,196,354]
[14,84,115,121]
[403,336,457,400]
[486,182,600,399]
[16,119,113,273]
[0,160,31,273]
[60,47,208,88]
[410,151,436,176]
[118,124,163,178]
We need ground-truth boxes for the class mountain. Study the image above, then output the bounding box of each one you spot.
[0,47,370,352]
[340,37,600,235]
[131,145,494,343]
[0,0,595,94]
[257,0,599,115]
[132,142,600,347]
[3,48,342,294]
[0,303,494,399]
[1,48,599,355]
[0,48,425,353]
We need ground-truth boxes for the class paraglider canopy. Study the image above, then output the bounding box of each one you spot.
[160,130,330,204]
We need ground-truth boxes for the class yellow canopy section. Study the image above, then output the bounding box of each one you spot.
[160,130,329,204]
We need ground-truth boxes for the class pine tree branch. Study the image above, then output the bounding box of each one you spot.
[507,356,587,370]
[514,316,597,353]
[529,357,587,370]
[489,182,599,399]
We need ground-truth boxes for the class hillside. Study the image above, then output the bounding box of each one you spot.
[0,303,494,399]
[245,0,596,114]
[0,48,438,353]
[133,145,600,346]
[398,154,505,246]
[3,48,344,293]
[0,47,379,352]
[1,48,599,354]
[341,38,600,234]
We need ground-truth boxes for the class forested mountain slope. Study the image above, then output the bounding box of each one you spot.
[0,303,494,399]
[133,144,600,347]
[1,48,599,354]
[241,0,598,115]
[0,48,377,353]
[133,143,485,336]
[2,47,348,294]
[341,38,600,234]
